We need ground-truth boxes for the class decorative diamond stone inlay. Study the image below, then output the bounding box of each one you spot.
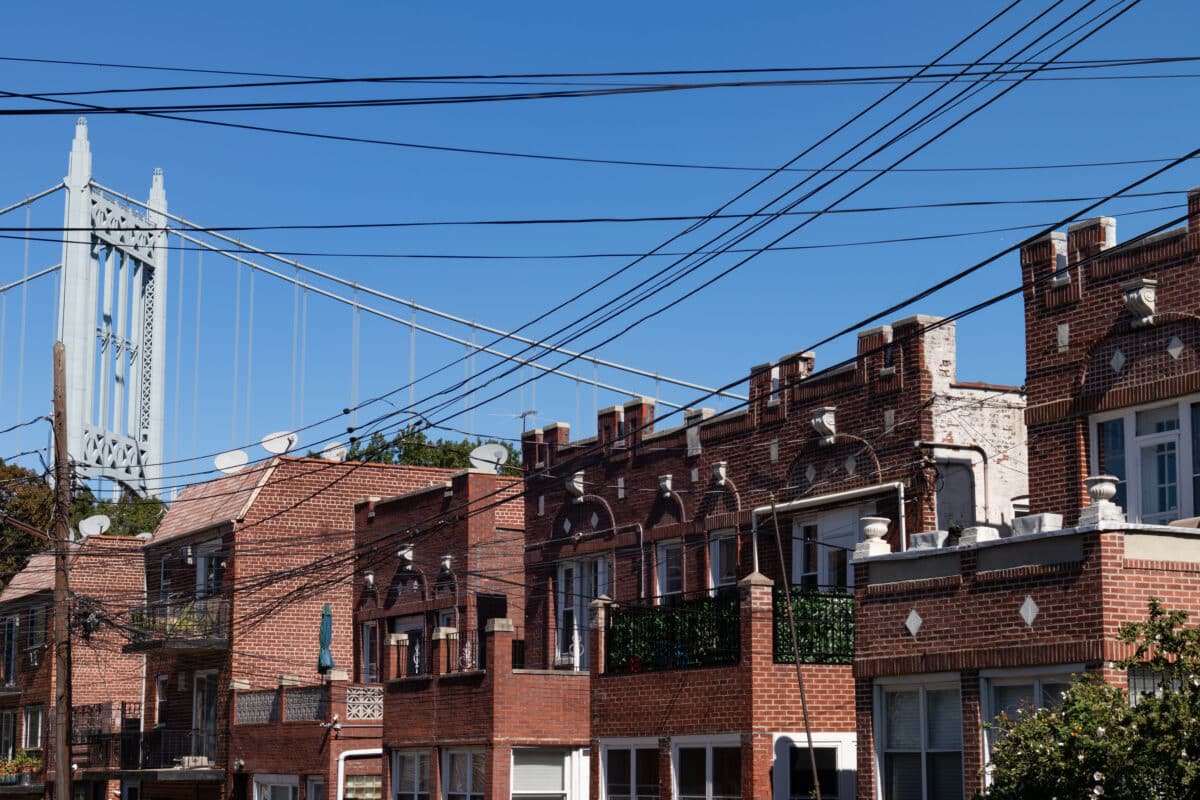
[1111,349,1126,374]
[1020,595,1039,627]
[805,465,817,483]
[562,518,572,535]
[905,608,923,637]
[844,455,857,475]
[590,512,599,529]
[1168,336,1185,360]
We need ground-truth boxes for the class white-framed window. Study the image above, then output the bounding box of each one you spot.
[0,711,14,760]
[876,677,962,800]
[1090,396,1200,524]
[769,366,781,406]
[443,750,485,800]
[391,750,429,800]
[155,674,169,727]
[511,747,567,799]
[21,705,42,750]
[556,557,609,669]
[25,606,45,650]
[602,740,657,800]
[306,778,325,800]
[656,541,683,602]
[772,732,855,800]
[1,616,18,686]
[672,736,741,800]
[361,622,379,683]
[980,667,1075,766]
[708,532,738,592]
[253,776,299,800]
[791,505,864,593]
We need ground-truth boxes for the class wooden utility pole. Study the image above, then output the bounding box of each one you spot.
[51,342,72,800]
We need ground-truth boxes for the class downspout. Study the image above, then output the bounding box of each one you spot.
[915,441,990,525]
[336,748,382,800]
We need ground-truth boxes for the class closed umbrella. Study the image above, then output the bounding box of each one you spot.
[318,603,335,672]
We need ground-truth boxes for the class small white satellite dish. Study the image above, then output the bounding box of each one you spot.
[321,442,348,462]
[78,514,111,538]
[214,450,249,474]
[469,443,509,474]
[261,431,299,455]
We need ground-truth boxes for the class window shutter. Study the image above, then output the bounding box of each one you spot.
[512,749,564,793]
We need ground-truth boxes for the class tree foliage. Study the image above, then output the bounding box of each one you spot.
[340,426,521,470]
[983,598,1200,799]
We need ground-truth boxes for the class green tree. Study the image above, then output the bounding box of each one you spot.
[983,598,1200,799]
[339,426,521,470]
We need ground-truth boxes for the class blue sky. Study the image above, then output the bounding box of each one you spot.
[0,1,1198,493]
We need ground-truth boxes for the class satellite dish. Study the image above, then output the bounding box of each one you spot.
[78,514,111,539]
[469,443,509,474]
[261,431,299,455]
[214,450,249,474]
[321,442,348,462]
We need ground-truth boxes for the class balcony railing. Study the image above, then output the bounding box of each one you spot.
[78,728,224,771]
[127,597,231,649]
[772,587,854,664]
[442,629,481,673]
[605,591,740,674]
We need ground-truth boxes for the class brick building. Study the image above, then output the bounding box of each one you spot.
[80,458,457,800]
[350,470,591,800]
[853,190,1200,799]
[0,535,144,800]
[520,316,1025,800]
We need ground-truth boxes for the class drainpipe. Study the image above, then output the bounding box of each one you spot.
[915,441,991,525]
[750,481,909,555]
[337,748,382,800]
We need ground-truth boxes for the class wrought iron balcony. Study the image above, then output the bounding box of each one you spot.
[604,590,740,674]
[76,727,224,772]
[125,597,230,651]
[772,587,854,664]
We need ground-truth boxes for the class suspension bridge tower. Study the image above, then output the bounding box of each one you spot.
[57,118,167,497]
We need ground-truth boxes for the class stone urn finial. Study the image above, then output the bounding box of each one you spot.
[855,516,892,559]
[1079,475,1125,525]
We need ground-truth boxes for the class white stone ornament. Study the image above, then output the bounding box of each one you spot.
[712,461,728,486]
[855,516,892,558]
[1110,350,1126,374]
[905,609,923,637]
[1122,277,1157,326]
[590,512,599,529]
[805,465,817,484]
[844,456,857,475]
[1168,336,1184,361]
[566,471,585,499]
[562,518,572,536]
[1020,595,1040,627]
[658,474,673,495]
[812,407,837,443]
[1078,475,1126,525]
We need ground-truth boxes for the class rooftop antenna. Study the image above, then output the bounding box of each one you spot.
[214,450,249,474]
[468,443,509,474]
[261,430,299,455]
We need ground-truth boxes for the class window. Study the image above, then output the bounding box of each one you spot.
[982,673,1071,763]
[155,674,169,727]
[1,617,17,686]
[512,748,566,799]
[22,705,42,750]
[343,776,381,800]
[935,461,977,532]
[0,711,14,760]
[444,750,484,800]
[556,557,609,668]
[194,540,225,598]
[769,366,781,405]
[361,622,379,683]
[788,747,838,800]
[605,747,657,800]
[1128,664,1183,706]
[25,607,45,650]
[392,751,429,800]
[656,542,683,601]
[306,778,325,800]
[792,506,863,593]
[674,742,741,800]
[159,557,172,601]
[879,683,961,800]
[709,533,738,591]
[1091,398,1200,524]
[254,778,298,800]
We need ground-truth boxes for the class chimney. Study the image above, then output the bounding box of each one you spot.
[622,397,655,446]
[1068,216,1116,265]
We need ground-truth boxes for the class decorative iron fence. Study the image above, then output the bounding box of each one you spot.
[80,728,224,770]
[128,597,231,646]
[605,591,740,674]
[772,587,854,664]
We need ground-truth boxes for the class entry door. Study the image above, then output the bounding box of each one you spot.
[192,671,218,759]
[793,506,862,592]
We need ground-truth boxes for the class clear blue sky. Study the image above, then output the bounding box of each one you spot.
[0,1,1197,493]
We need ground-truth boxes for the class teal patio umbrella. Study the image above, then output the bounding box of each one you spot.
[318,603,335,672]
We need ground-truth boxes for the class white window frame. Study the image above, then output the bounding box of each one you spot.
[510,747,587,800]
[872,673,962,800]
[656,541,684,601]
[600,738,658,800]
[25,606,45,650]
[155,674,169,727]
[0,711,15,760]
[556,557,609,669]
[306,777,325,800]
[771,731,856,800]
[21,705,42,750]
[707,531,738,592]
[253,775,299,800]
[979,665,1080,778]
[1090,394,1200,525]
[768,366,781,406]
[791,505,867,593]
[442,749,485,800]
[391,750,429,800]
[2,615,18,687]
[670,734,742,800]
[194,539,224,599]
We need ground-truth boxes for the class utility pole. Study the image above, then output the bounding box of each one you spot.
[51,342,72,800]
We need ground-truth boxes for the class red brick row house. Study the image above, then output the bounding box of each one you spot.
[852,189,1200,799]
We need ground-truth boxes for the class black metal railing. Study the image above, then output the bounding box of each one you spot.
[442,628,481,673]
[78,728,224,770]
[772,587,854,664]
[128,597,231,648]
[605,591,740,674]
